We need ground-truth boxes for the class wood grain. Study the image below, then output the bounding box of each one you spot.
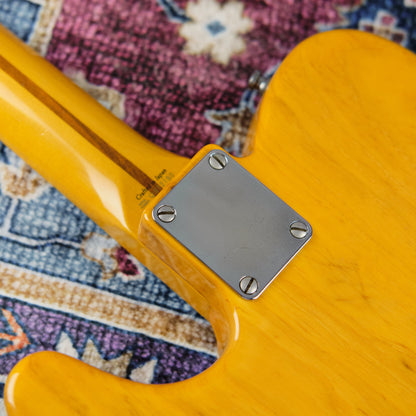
[0,54,162,196]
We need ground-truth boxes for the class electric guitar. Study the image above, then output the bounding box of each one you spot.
[1,25,416,415]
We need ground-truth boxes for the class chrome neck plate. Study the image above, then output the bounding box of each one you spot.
[153,150,312,300]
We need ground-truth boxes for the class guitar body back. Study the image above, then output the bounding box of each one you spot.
[3,30,416,415]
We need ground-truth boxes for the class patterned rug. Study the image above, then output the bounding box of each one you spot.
[0,0,415,413]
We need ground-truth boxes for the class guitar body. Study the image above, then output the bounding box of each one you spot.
[1,27,416,415]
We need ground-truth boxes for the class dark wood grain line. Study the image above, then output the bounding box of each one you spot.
[0,55,162,196]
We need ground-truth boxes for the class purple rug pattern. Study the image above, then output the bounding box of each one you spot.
[0,0,415,413]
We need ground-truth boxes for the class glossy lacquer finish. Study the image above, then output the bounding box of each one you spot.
[2,26,416,415]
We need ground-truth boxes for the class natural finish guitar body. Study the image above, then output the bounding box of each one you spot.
[1,26,415,415]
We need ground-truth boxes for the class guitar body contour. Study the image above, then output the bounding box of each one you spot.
[1,28,416,415]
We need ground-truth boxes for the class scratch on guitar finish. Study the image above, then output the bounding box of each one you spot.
[0,55,162,196]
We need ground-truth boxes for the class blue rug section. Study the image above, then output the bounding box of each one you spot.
[0,382,3,398]
[9,190,98,242]
[0,0,40,42]
[0,233,198,315]
[0,195,10,229]
[338,0,416,52]
[0,146,199,318]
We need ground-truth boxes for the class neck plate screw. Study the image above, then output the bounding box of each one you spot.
[239,276,259,295]
[290,221,308,239]
[156,205,176,223]
[209,152,228,170]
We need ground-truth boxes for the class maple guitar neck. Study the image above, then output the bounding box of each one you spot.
[2,25,416,416]
[0,23,187,244]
